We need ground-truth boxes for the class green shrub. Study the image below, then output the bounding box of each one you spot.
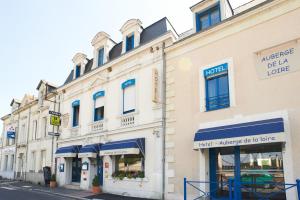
[50,174,56,181]
[92,175,100,186]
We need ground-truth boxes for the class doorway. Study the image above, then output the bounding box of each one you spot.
[209,143,285,199]
[72,157,82,183]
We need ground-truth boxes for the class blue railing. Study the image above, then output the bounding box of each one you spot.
[206,94,229,111]
[184,178,300,200]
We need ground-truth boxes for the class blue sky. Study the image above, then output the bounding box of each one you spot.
[0,0,248,132]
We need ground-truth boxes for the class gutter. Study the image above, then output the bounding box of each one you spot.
[14,112,21,179]
[161,42,166,200]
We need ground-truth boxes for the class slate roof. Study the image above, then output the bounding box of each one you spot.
[63,17,177,86]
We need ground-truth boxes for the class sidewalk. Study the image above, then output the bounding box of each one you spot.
[11,181,93,199]
[9,181,157,200]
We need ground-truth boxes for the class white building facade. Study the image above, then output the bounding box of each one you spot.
[54,18,176,199]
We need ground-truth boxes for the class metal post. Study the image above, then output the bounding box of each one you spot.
[296,179,300,200]
[184,177,187,200]
[229,178,233,200]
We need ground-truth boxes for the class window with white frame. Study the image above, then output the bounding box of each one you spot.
[10,154,14,171]
[32,120,37,140]
[31,151,36,172]
[4,155,8,171]
[93,91,105,121]
[122,79,136,114]
[40,150,46,170]
[72,100,80,127]
[42,117,47,137]
[199,61,234,112]
[98,48,104,67]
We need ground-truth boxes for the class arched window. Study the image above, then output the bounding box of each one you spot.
[93,91,105,121]
[122,79,136,114]
[72,100,80,127]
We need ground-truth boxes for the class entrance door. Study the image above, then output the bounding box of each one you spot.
[72,157,82,183]
[97,156,103,186]
[210,143,285,199]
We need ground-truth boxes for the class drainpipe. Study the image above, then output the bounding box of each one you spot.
[14,112,21,179]
[24,106,32,181]
[161,42,166,200]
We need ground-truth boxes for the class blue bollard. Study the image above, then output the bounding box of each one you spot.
[296,179,300,200]
[184,177,187,200]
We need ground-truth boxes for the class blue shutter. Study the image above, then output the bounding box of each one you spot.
[98,48,104,66]
[126,35,134,52]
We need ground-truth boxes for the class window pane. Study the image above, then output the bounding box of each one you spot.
[211,9,220,25]
[73,106,79,126]
[75,65,81,78]
[200,14,210,30]
[123,85,135,113]
[94,106,104,121]
[116,154,143,173]
[98,48,104,66]
[126,35,134,51]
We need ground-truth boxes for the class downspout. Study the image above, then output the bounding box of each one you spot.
[24,106,32,181]
[14,112,21,179]
[161,42,166,200]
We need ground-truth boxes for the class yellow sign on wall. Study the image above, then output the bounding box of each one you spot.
[50,115,61,126]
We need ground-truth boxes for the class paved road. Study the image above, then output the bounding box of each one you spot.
[0,183,72,200]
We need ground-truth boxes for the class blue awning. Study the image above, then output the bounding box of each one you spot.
[78,143,102,158]
[194,118,285,149]
[55,145,81,157]
[100,138,145,156]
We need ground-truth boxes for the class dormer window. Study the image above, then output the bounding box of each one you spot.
[196,3,221,32]
[98,48,104,66]
[126,34,134,52]
[75,65,81,78]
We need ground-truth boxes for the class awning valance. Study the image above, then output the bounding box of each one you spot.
[194,118,285,149]
[78,143,102,158]
[55,145,81,157]
[100,138,145,156]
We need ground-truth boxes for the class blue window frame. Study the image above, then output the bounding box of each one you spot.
[122,79,135,114]
[204,63,229,111]
[126,34,134,52]
[93,91,105,121]
[196,3,221,32]
[98,48,104,67]
[72,100,80,127]
[75,65,81,78]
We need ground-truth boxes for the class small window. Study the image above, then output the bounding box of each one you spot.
[72,100,80,127]
[4,155,8,171]
[43,117,47,137]
[126,34,134,52]
[75,65,81,78]
[122,79,136,114]
[93,91,105,121]
[204,63,229,111]
[196,4,221,32]
[98,48,104,66]
[32,120,37,140]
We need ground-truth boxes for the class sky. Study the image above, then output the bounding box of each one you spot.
[0,0,250,132]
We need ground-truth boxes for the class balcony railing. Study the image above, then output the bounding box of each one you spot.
[206,94,230,111]
[89,120,104,133]
[120,112,136,127]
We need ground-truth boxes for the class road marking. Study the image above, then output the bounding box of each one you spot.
[0,186,16,190]
[22,185,32,188]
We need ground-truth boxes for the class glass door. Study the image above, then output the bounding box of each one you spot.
[72,157,82,183]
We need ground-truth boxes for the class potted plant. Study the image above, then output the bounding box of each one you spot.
[50,174,57,188]
[92,175,101,194]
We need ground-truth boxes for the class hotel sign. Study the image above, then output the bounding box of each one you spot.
[256,40,300,79]
[194,132,285,149]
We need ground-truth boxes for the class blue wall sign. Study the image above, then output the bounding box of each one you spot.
[7,126,15,139]
[204,63,228,77]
